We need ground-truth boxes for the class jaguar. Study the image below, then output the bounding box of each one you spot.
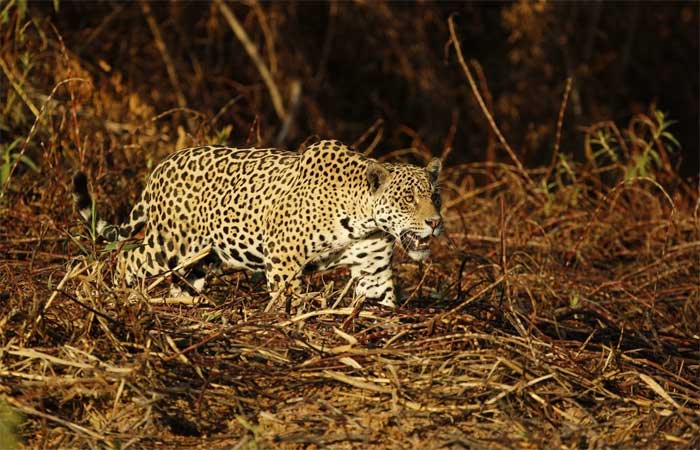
[73,140,443,308]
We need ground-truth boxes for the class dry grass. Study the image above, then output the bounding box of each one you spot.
[2,154,698,448]
[1,3,699,449]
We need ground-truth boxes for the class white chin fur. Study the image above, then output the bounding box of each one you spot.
[408,249,430,261]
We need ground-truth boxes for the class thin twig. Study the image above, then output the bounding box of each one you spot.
[216,0,287,121]
[546,77,574,181]
[0,55,39,117]
[146,245,212,291]
[438,274,506,321]
[140,1,188,110]
[0,77,89,199]
[441,109,459,161]
[211,95,243,127]
[470,59,497,166]
[130,107,206,137]
[55,289,121,325]
[39,260,89,322]
[353,118,384,149]
[252,1,278,75]
[275,79,302,145]
[447,16,525,175]
[5,397,105,441]
[49,23,85,162]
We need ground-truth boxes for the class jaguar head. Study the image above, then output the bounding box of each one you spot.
[368,158,443,261]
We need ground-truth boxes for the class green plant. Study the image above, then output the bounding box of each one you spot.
[625,109,680,180]
[586,110,680,182]
[0,138,39,193]
[0,398,23,450]
[540,153,582,216]
[590,128,620,165]
[0,0,27,24]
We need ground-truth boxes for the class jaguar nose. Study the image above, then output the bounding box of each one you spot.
[426,218,442,230]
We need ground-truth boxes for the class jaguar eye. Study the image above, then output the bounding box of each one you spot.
[404,194,415,204]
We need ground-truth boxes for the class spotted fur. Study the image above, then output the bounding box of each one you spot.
[73,140,443,308]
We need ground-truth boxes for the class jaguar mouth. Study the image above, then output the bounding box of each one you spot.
[400,231,432,253]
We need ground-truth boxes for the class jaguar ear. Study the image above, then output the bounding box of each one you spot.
[366,161,391,193]
[426,158,442,183]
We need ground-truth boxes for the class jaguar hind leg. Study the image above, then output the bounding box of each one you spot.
[169,250,222,296]
[116,234,170,287]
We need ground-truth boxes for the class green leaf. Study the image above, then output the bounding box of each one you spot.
[0,162,8,185]
[649,149,662,167]
[101,241,142,254]
[102,241,120,252]
[19,155,38,172]
[16,0,26,22]
[90,198,98,241]
[66,232,90,256]
[661,132,680,150]
[0,397,23,450]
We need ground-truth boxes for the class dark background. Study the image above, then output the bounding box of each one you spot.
[9,1,700,176]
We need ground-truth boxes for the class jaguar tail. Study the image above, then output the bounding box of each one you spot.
[72,173,146,241]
